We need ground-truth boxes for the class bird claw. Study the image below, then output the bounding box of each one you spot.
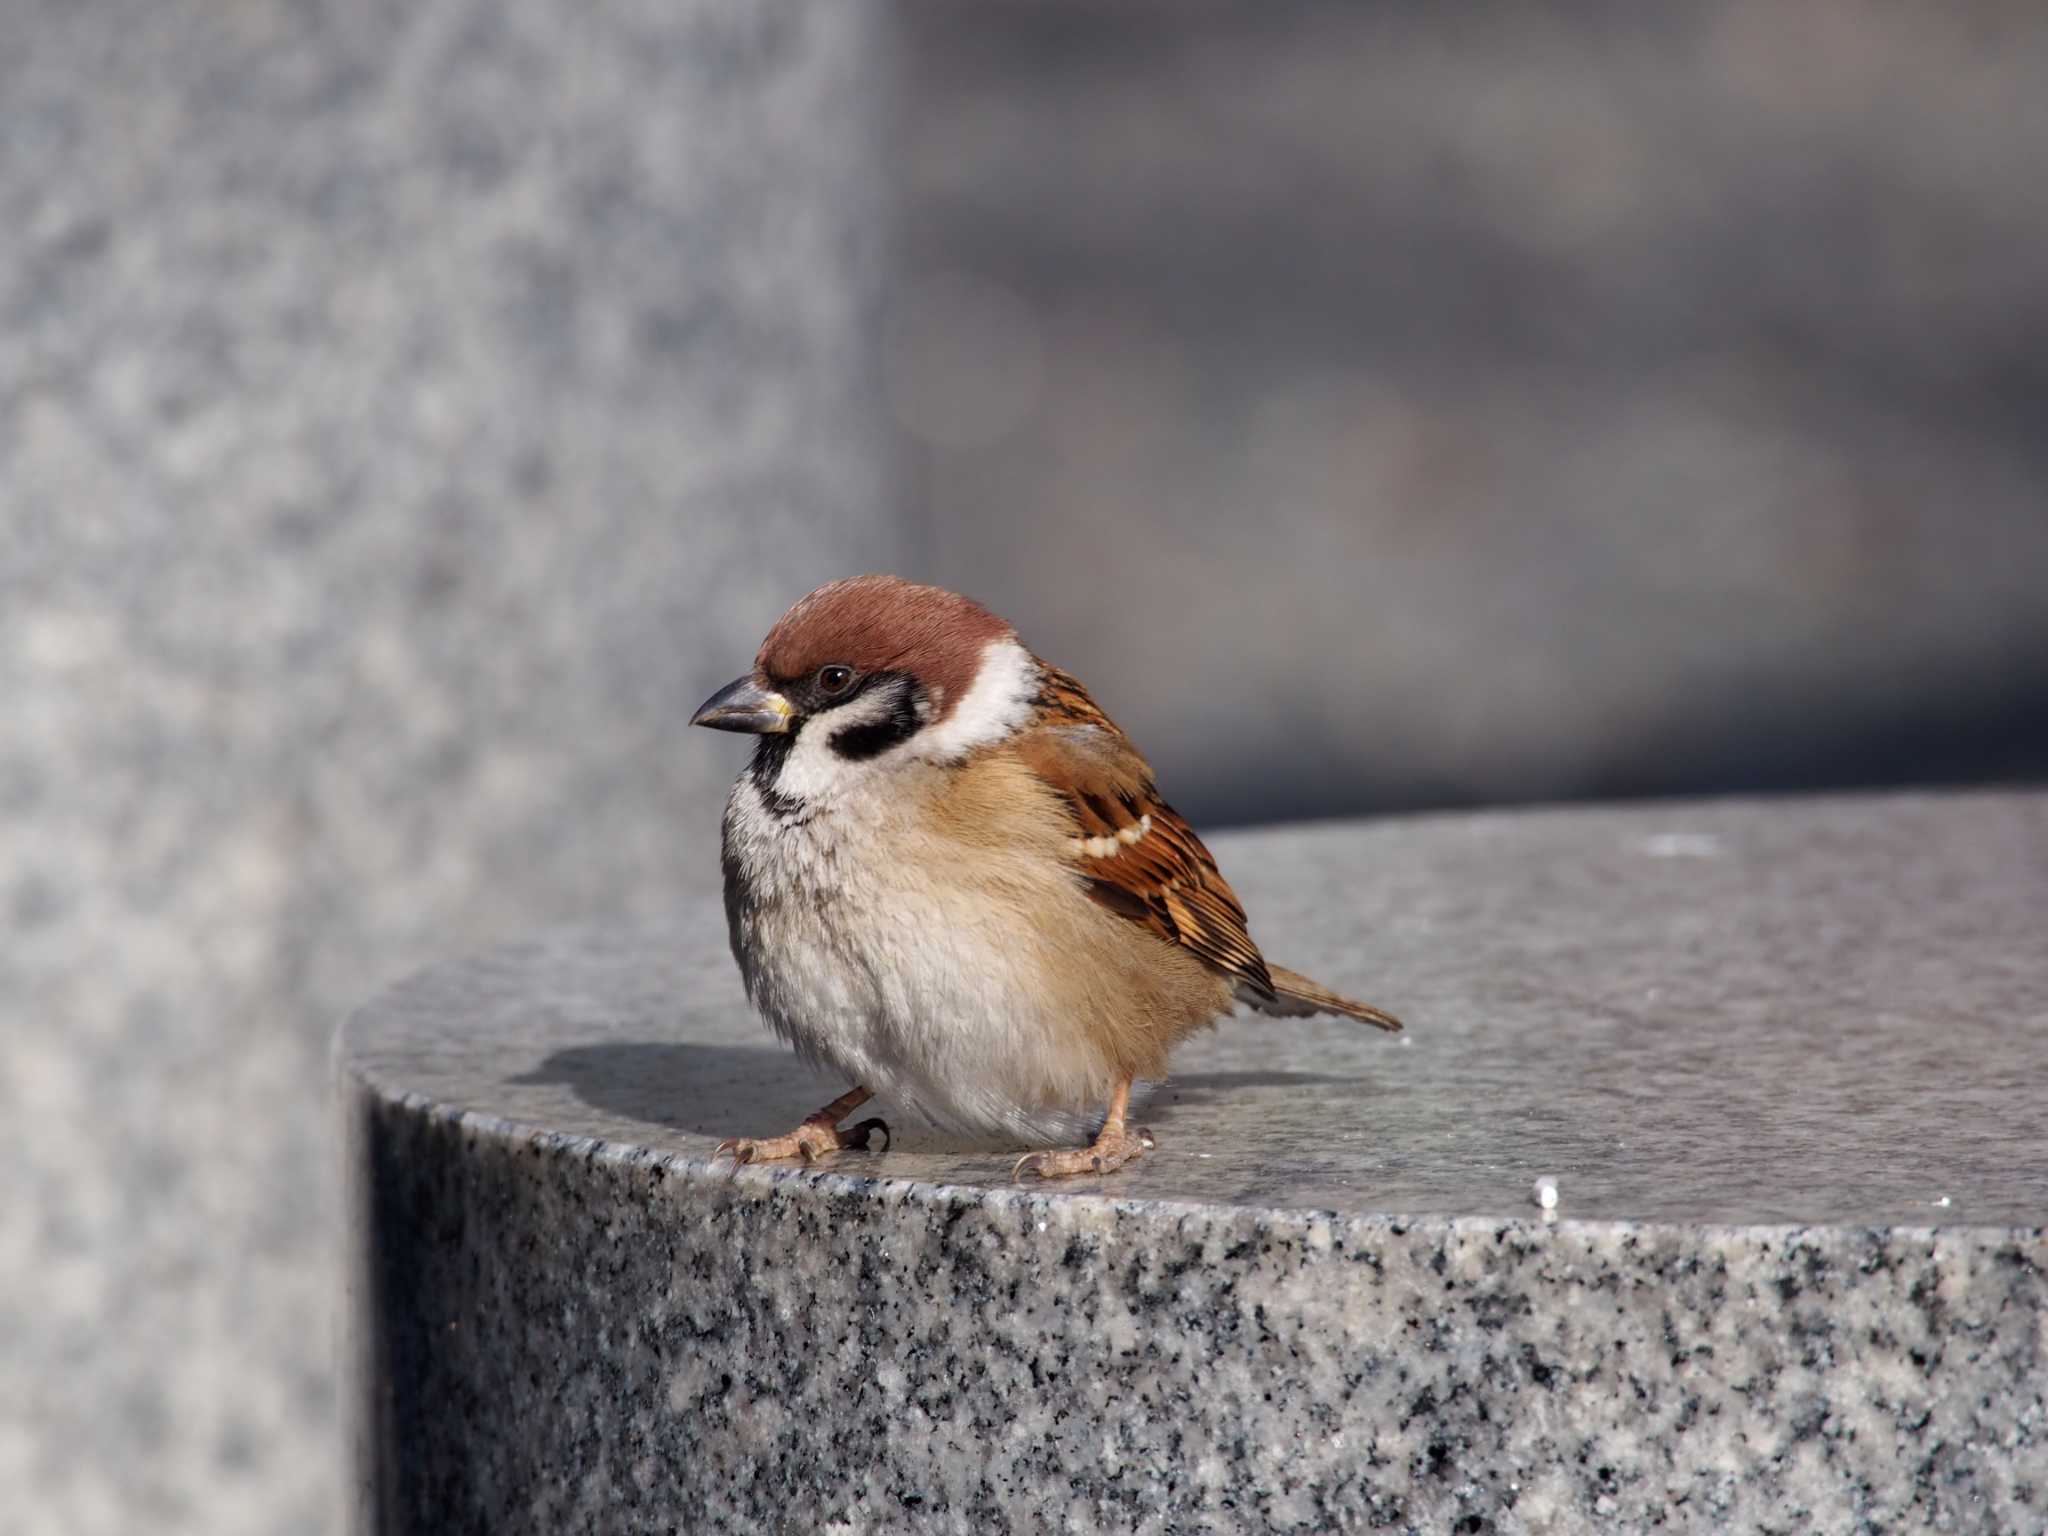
[841,1116,892,1153]
[1012,1126,1156,1181]
[712,1115,890,1167]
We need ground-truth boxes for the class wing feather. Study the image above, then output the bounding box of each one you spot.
[1014,664,1275,998]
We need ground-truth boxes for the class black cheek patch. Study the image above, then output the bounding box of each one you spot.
[747,733,805,820]
[829,682,922,762]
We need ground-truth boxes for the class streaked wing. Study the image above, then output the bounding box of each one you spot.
[1013,663,1274,998]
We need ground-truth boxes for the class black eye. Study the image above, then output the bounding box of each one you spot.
[817,665,855,696]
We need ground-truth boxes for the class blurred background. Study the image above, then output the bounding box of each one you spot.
[898,1,2048,821]
[4,0,2045,1531]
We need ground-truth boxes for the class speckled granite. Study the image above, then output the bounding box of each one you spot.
[2,3,894,1532]
[343,792,2048,1533]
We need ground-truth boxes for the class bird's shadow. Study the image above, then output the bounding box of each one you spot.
[509,1041,831,1139]
[511,1042,1367,1143]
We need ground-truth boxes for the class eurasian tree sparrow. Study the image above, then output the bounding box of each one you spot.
[692,575,1403,1178]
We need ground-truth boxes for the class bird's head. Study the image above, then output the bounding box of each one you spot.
[692,575,1038,801]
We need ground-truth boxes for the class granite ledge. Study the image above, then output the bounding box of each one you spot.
[343,791,2048,1534]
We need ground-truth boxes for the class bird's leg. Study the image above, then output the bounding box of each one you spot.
[1013,1076,1155,1180]
[714,1085,890,1166]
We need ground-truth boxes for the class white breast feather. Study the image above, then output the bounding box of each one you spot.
[720,639,1122,1143]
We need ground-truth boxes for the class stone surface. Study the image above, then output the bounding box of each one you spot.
[344,791,2048,1532]
[0,4,895,1533]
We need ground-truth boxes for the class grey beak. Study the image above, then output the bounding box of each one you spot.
[690,675,796,734]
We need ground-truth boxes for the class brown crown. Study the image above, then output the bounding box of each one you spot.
[756,575,1015,719]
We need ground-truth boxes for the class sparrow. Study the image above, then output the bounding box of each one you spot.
[691,575,1403,1179]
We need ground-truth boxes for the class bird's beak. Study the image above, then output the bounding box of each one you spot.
[690,674,796,735]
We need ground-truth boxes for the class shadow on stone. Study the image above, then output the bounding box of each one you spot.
[510,1041,826,1139]
[516,1048,1373,1139]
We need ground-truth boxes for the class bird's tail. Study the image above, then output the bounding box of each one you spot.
[1248,964,1405,1033]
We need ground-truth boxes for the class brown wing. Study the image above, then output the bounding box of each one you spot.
[1013,663,1275,999]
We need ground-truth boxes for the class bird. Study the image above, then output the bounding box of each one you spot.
[691,574,1404,1179]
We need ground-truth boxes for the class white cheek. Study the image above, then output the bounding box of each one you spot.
[917,638,1037,762]
[761,638,1039,805]
[771,691,896,804]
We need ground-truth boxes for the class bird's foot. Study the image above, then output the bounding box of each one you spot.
[715,1114,890,1167]
[1013,1125,1156,1181]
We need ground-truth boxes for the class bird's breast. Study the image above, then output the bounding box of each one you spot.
[717,766,1183,1137]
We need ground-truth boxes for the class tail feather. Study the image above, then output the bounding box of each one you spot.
[1248,964,1405,1033]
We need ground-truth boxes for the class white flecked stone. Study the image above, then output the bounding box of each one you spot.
[1,3,895,1533]
[343,792,2048,1533]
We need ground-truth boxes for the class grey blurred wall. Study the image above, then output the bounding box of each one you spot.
[1,2,897,1532]
[894,0,2048,823]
